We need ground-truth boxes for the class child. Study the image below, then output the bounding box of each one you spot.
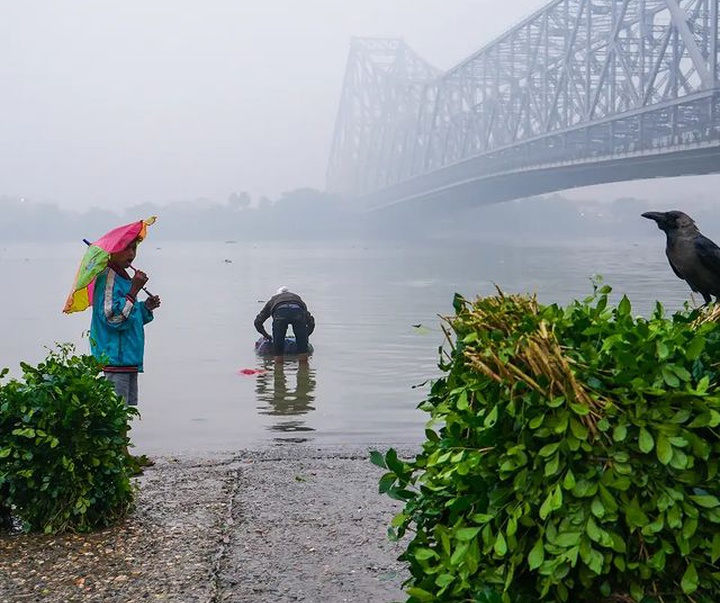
[90,238,161,466]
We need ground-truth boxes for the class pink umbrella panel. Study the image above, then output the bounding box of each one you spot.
[63,217,156,314]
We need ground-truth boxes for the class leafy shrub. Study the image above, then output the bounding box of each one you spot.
[373,285,720,603]
[0,344,136,533]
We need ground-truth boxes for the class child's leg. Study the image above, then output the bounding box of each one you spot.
[103,372,137,455]
[103,372,132,405]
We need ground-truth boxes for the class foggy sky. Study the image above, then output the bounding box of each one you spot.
[2,1,717,210]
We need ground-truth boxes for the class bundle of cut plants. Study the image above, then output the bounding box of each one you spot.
[373,284,720,603]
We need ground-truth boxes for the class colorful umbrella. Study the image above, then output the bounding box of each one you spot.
[63,217,156,314]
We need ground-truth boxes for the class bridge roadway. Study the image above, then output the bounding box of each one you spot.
[363,90,720,212]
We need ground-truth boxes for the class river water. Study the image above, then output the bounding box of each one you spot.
[0,237,695,455]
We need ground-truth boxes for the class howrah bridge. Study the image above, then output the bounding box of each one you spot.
[326,0,720,210]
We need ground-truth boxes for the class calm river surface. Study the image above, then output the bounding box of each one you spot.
[0,237,695,455]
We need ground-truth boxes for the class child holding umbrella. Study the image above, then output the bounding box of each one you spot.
[64,217,160,471]
[91,237,160,469]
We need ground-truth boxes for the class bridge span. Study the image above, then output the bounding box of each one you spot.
[326,0,720,210]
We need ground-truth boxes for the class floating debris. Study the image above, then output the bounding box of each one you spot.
[238,368,266,376]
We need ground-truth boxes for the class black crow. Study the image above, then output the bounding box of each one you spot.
[642,210,720,305]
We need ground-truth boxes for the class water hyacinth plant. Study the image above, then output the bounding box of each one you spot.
[373,284,720,603]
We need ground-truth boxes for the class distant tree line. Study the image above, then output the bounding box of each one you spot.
[0,189,366,242]
[1,189,715,243]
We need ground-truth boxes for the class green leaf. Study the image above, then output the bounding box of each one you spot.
[539,491,554,520]
[711,410,720,427]
[369,449,387,469]
[569,419,588,440]
[435,573,454,588]
[547,396,566,408]
[385,448,405,475]
[529,415,544,429]
[672,365,692,382]
[638,427,654,453]
[656,434,673,465]
[681,563,699,594]
[485,405,498,427]
[406,587,434,602]
[450,541,469,565]
[545,453,560,477]
[585,516,603,543]
[711,532,720,563]
[493,532,507,556]
[685,336,705,360]
[618,295,632,317]
[695,375,710,394]
[580,542,604,575]
[569,402,590,416]
[689,494,720,509]
[528,538,545,570]
[378,473,396,494]
[662,366,680,388]
[555,531,581,547]
[667,504,682,529]
[613,424,627,443]
[414,548,437,561]
[456,527,481,541]
[598,484,619,514]
[669,448,689,470]
[656,340,670,359]
[539,442,560,457]
[562,469,576,490]
[625,498,650,528]
[591,497,605,519]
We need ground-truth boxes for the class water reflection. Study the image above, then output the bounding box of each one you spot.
[255,360,317,442]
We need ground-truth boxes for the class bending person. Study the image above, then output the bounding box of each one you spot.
[255,286,315,360]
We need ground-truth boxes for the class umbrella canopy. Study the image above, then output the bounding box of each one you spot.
[63,217,156,314]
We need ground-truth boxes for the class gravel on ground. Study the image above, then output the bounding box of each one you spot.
[0,446,414,603]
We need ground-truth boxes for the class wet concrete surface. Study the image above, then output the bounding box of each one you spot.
[0,446,412,603]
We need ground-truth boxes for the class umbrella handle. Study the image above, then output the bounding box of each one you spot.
[83,239,155,297]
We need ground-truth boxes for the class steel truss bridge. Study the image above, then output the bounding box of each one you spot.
[326,0,720,210]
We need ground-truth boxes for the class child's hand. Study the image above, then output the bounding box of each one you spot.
[131,270,149,289]
[145,295,161,311]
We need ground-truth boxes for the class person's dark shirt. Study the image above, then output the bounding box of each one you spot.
[254,291,315,335]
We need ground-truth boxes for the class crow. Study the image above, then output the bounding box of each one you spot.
[642,210,720,305]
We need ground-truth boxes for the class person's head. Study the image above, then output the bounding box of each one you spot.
[110,239,139,269]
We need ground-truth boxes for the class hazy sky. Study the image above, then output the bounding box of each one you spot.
[2,1,717,210]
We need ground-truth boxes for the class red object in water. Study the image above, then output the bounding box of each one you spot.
[238,368,266,376]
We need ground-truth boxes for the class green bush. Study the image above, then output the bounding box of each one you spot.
[0,344,136,533]
[374,285,720,603]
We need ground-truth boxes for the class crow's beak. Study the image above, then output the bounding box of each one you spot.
[641,211,666,223]
[642,211,671,231]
